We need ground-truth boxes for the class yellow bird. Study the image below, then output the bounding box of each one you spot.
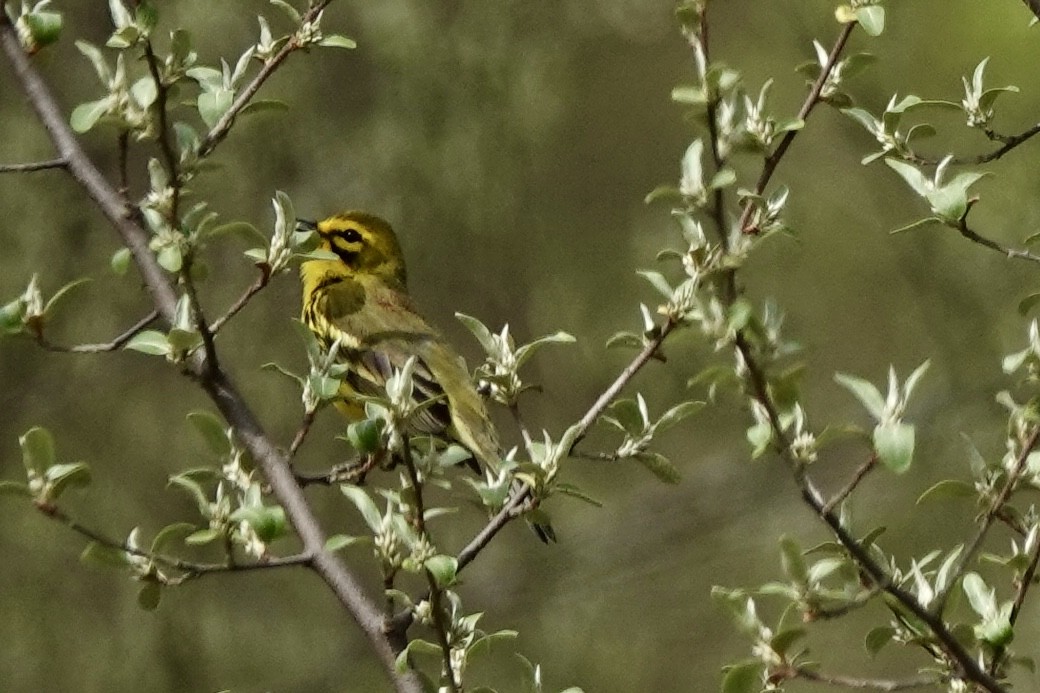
[297,211,504,473]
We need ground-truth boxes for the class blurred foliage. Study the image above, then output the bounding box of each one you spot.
[3,0,1040,691]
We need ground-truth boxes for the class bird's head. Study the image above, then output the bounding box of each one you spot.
[298,212,407,288]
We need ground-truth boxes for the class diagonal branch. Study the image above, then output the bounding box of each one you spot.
[33,309,159,353]
[456,320,677,572]
[0,15,421,693]
[198,1,333,159]
[0,158,67,172]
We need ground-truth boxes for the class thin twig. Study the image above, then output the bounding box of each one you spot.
[906,123,1040,167]
[143,40,181,220]
[37,501,311,578]
[734,335,1005,693]
[209,268,271,334]
[739,22,855,235]
[34,310,159,353]
[822,454,877,515]
[937,423,1040,609]
[0,15,423,692]
[792,666,941,691]
[400,444,459,693]
[0,158,66,172]
[956,218,1040,265]
[180,259,220,373]
[288,407,317,459]
[457,321,677,572]
[198,1,333,159]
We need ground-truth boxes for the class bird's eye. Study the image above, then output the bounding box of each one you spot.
[341,228,363,243]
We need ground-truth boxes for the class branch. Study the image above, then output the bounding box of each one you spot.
[456,320,677,572]
[37,501,311,579]
[34,309,158,353]
[0,15,422,693]
[937,422,1040,608]
[142,39,181,220]
[399,443,459,693]
[956,218,1040,265]
[0,157,66,172]
[822,454,877,515]
[739,22,855,235]
[209,267,271,334]
[733,334,1005,693]
[791,666,941,691]
[197,1,333,159]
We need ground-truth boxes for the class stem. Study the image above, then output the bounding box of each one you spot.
[0,16,422,692]
[37,501,311,578]
[822,454,877,515]
[34,310,159,353]
[738,23,854,235]
[456,320,677,572]
[143,40,181,220]
[197,1,333,159]
[0,158,66,172]
[400,443,459,693]
[956,218,1040,265]
[792,666,941,691]
[209,268,271,334]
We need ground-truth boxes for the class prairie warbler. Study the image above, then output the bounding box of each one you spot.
[298,212,504,472]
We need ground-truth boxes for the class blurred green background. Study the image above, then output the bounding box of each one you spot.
[3,1,1040,691]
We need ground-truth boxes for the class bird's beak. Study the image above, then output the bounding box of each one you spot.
[296,218,318,233]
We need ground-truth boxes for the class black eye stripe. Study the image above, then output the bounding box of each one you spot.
[330,228,363,243]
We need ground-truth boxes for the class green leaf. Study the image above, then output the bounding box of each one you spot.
[644,185,683,204]
[1018,293,1040,316]
[671,84,707,106]
[229,504,287,543]
[151,522,196,553]
[605,331,644,350]
[721,660,764,693]
[185,528,221,545]
[874,421,915,474]
[318,35,357,49]
[834,373,886,421]
[130,76,157,109]
[962,572,996,618]
[394,638,442,672]
[20,426,55,475]
[514,331,576,370]
[340,485,383,532]
[770,627,807,657]
[269,0,302,24]
[45,462,91,499]
[633,452,681,484]
[779,535,807,586]
[325,534,365,552]
[156,244,183,273]
[455,312,496,355]
[137,581,162,611]
[187,411,231,456]
[637,270,674,299]
[889,216,942,235]
[40,278,89,319]
[239,99,290,118]
[555,483,603,507]
[197,89,233,130]
[854,5,885,36]
[917,479,975,504]
[110,247,132,275]
[884,159,931,198]
[347,418,383,454]
[124,330,171,356]
[654,401,704,434]
[424,554,458,588]
[864,625,895,656]
[70,99,110,133]
[25,11,63,49]
[80,541,131,569]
